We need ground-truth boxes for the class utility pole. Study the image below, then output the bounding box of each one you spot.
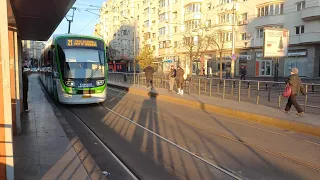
[65,7,79,34]
[231,0,237,78]
[133,30,136,84]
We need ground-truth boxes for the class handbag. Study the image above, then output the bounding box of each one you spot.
[282,85,291,98]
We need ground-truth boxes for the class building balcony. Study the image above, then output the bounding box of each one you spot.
[299,32,320,43]
[301,6,320,20]
[184,12,202,21]
[158,48,172,56]
[183,0,203,7]
[252,15,285,28]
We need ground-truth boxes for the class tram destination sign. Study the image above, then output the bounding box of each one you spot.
[67,39,98,47]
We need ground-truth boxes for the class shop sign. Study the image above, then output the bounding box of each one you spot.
[287,51,307,57]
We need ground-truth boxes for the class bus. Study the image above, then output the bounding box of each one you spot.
[39,34,108,104]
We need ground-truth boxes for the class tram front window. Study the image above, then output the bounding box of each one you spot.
[63,48,105,79]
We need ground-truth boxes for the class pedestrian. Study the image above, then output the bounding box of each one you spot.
[284,68,306,115]
[22,66,29,112]
[176,66,185,95]
[168,65,176,91]
[144,64,154,89]
[240,66,246,80]
[226,66,231,79]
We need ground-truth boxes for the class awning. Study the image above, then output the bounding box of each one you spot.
[8,0,75,40]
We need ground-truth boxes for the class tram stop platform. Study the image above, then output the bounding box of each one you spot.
[107,81,320,138]
[13,74,106,180]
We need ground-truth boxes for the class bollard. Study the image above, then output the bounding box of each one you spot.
[248,82,251,99]
[256,82,260,105]
[198,78,201,95]
[304,85,308,112]
[278,84,281,108]
[268,87,271,102]
[217,81,220,94]
[231,80,234,96]
[209,79,212,97]
[204,81,207,92]
[238,81,241,102]
[222,80,226,99]
[312,83,314,92]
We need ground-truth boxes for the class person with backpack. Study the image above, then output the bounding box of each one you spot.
[284,68,306,115]
[176,66,185,95]
[168,65,176,91]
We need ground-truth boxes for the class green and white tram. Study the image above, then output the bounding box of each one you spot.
[39,34,107,104]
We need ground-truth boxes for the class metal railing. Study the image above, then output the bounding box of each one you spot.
[108,72,320,115]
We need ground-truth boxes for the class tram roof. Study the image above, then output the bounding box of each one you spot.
[51,34,104,41]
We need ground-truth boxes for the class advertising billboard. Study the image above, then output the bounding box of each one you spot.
[263,28,289,57]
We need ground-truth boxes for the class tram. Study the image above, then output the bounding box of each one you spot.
[39,34,108,104]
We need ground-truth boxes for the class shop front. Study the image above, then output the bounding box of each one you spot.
[284,50,308,77]
[255,52,274,77]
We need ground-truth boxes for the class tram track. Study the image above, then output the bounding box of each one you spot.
[107,87,320,146]
[104,87,320,173]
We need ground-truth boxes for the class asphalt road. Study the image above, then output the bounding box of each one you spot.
[57,87,320,180]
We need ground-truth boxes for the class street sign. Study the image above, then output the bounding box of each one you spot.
[231,54,238,60]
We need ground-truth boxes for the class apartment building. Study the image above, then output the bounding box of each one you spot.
[96,0,320,78]
[22,40,45,67]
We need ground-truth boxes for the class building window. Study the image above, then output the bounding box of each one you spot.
[241,33,247,40]
[152,46,155,50]
[144,32,151,40]
[159,41,171,48]
[159,13,168,22]
[152,7,156,14]
[259,60,273,76]
[256,28,264,38]
[206,20,211,27]
[297,1,305,11]
[159,27,166,35]
[207,3,212,10]
[185,20,200,31]
[174,41,178,47]
[295,25,305,34]
[173,11,178,19]
[219,13,232,23]
[174,26,177,33]
[144,8,149,15]
[152,33,156,38]
[184,3,201,14]
[144,20,149,27]
[219,0,233,5]
[160,0,168,7]
[257,3,283,17]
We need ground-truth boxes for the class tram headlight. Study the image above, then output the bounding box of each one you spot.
[65,81,75,87]
[96,80,105,86]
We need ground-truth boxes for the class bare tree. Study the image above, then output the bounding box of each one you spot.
[182,29,212,75]
[207,30,227,79]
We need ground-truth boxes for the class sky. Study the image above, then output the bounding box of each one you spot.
[51,0,107,38]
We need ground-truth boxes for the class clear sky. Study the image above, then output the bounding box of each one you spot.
[51,0,106,38]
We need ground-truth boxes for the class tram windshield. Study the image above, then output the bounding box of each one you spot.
[63,48,105,79]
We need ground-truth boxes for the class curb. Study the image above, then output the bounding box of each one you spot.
[108,83,320,137]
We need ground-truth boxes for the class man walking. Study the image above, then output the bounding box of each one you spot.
[285,68,306,115]
[240,66,246,80]
[176,66,185,95]
[144,64,154,89]
[168,65,176,91]
[22,67,29,112]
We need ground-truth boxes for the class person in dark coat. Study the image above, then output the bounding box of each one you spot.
[176,66,185,95]
[168,65,176,91]
[240,66,246,80]
[285,68,306,115]
[144,64,154,89]
[22,67,30,112]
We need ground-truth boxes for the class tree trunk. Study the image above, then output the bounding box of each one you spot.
[219,51,223,79]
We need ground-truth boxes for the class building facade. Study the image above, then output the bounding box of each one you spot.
[22,40,45,67]
[95,0,320,78]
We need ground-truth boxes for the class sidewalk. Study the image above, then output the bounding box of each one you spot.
[13,75,105,180]
[108,81,320,137]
